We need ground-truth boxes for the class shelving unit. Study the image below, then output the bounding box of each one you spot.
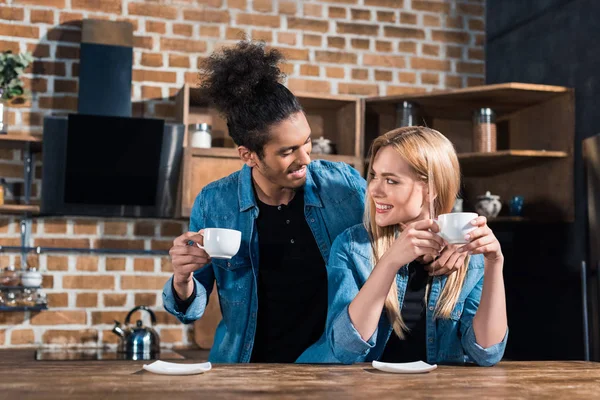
[174,84,364,217]
[364,83,574,222]
[0,305,47,312]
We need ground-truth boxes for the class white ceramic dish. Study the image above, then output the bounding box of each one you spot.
[142,360,212,375]
[372,360,437,374]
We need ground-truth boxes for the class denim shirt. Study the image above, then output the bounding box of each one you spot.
[316,224,508,366]
[162,160,366,363]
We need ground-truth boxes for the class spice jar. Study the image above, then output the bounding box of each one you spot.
[396,101,419,127]
[21,266,43,287]
[472,108,497,153]
[189,123,212,148]
[0,265,20,286]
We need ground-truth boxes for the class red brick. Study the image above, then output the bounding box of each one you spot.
[364,54,405,68]
[467,76,485,86]
[31,61,65,77]
[128,2,177,19]
[277,32,296,46]
[150,239,171,251]
[0,6,24,21]
[351,8,370,21]
[457,61,484,74]
[421,72,439,85]
[376,40,393,52]
[229,0,246,9]
[0,39,19,53]
[387,86,426,95]
[399,72,416,84]
[76,256,98,272]
[303,3,322,17]
[299,65,319,77]
[121,275,167,290]
[73,220,98,235]
[328,36,346,49]
[252,29,272,42]
[76,293,98,307]
[468,19,485,31]
[423,14,441,27]
[47,255,68,271]
[315,50,357,64]
[411,57,451,71]
[145,20,165,34]
[432,30,470,44]
[133,70,177,84]
[350,38,369,50]
[42,329,98,346]
[326,67,345,79]
[280,1,297,15]
[106,257,126,271]
[303,34,322,47]
[160,328,183,343]
[56,45,79,59]
[0,22,38,38]
[375,70,393,81]
[447,45,463,59]
[43,219,67,234]
[160,38,206,53]
[0,313,25,325]
[14,0,65,6]
[31,311,87,325]
[161,257,173,273]
[72,0,121,13]
[59,12,83,27]
[34,238,88,248]
[253,0,272,12]
[475,33,485,46]
[329,7,347,19]
[47,292,69,307]
[447,75,464,89]
[468,48,484,61]
[287,78,331,94]
[458,3,484,16]
[365,0,403,6]
[422,44,440,56]
[10,329,34,345]
[173,23,193,37]
[288,17,328,33]
[134,258,155,272]
[198,0,223,6]
[142,86,162,99]
[446,16,463,29]
[337,22,378,36]
[64,275,115,290]
[161,221,184,237]
[184,9,229,23]
[400,12,417,24]
[278,47,309,61]
[384,26,425,39]
[199,25,220,37]
[412,0,450,13]
[104,293,128,307]
[21,111,43,125]
[94,239,144,250]
[134,293,157,307]
[377,11,395,23]
[237,13,280,27]
[0,329,3,345]
[141,53,163,67]
[351,68,368,80]
[339,83,379,96]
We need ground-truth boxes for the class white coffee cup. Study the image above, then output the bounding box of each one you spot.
[196,228,241,259]
[436,212,478,244]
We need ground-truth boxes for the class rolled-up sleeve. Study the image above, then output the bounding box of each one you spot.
[326,230,377,364]
[460,272,508,366]
[162,275,208,324]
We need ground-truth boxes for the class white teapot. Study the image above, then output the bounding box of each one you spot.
[475,191,502,218]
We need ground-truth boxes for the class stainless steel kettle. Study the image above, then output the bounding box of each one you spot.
[112,305,160,360]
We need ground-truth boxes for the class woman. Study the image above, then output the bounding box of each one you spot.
[324,126,508,366]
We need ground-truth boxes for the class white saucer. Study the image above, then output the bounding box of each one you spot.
[372,360,437,374]
[142,360,212,375]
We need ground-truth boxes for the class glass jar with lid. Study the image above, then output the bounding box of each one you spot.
[472,107,497,153]
[189,123,212,148]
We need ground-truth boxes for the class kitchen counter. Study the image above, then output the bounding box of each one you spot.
[0,350,599,399]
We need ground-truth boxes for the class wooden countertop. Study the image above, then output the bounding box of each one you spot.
[0,350,599,399]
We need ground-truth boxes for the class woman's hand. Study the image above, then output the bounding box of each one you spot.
[423,244,468,276]
[382,219,445,269]
[458,216,503,263]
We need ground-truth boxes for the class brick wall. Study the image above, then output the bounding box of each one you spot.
[0,0,484,348]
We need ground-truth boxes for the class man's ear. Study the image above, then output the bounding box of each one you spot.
[238,146,258,167]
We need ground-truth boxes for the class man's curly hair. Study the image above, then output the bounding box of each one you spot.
[199,40,302,158]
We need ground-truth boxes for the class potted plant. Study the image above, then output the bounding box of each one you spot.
[0,51,33,134]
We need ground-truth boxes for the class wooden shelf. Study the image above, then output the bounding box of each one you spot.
[458,150,568,176]
[187,147,360,165]
[0,134,42,151]
[488,216,527,223]
[0,205,40,215]
[365,82,569,119]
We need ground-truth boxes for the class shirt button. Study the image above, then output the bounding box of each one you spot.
[277,206,282,210]
[310,218,315,223]
[227,262,231,267]
[428,306,434,311]
[290,239,295,244]
[286,220,290,224]
[428,338,434,343]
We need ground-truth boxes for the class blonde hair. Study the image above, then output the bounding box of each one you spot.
[364,126,469,339]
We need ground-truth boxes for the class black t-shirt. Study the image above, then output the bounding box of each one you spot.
[379,262,429,362]
[250,189,327,363]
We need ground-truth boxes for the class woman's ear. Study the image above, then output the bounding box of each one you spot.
[238,146,258,167]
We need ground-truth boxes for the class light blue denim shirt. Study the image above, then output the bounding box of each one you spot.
[317,223,508,366]
[162,160,366,363]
